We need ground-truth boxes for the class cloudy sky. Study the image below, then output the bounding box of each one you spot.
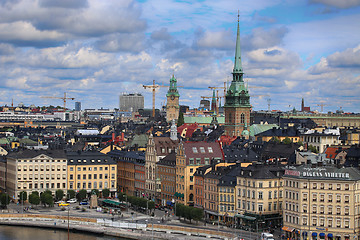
[0,0,359,113]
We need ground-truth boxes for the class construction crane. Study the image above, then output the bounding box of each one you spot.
[143,80,167,118]
[209,82,227,103]
[201,93,224,115]
[40,92,75,111]
[317,103,328,112]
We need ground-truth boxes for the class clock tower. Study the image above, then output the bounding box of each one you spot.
[224,14,251,137]
[166,75,180,122]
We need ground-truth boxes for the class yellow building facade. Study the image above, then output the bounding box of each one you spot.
[283,165,360,240]
[67,151,117,196]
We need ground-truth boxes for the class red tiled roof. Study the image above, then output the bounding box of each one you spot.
[177,123,199,138]
[183,141,224,165]
[219,135,238,145]
[325,147,338,159]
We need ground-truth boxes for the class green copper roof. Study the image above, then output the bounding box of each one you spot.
[224,15,250,108]
[233,16,243,75]
[166,75,180,97]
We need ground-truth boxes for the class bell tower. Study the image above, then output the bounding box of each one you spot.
[166,75,180,122]
[224,13,251,137]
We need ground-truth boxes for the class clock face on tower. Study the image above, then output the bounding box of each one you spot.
[171,95,175,100]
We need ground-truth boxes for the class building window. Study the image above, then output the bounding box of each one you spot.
[192,147,198,153]
[241,113,245,124]
[258,192,263,200]
[189,158,194,165]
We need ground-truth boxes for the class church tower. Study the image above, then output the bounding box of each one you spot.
[224,14,251,137]
[166,75,180,122]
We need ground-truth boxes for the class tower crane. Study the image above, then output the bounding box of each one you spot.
[143,80,167,118]
[209,82,227,104]
[200,93,224,115]
[317,103,328,112]
[40,92,75,111]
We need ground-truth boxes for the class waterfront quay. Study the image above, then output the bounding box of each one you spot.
[0,204,243,240]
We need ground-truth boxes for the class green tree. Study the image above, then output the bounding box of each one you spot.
[118,193,126,201]
[282,137,292,145]
[77,189,87,201]
[19,191,27,203]
[191,207,204,222]
[29,193,40,206]
[270,136,280,143]
[175,203,185,219]
[40,191,53,207]
[68,190,75,199]
[55,189,64,201]
[308,144,319,153]
[0,193,10,207]
[31,191,39,197]
[102,188,110,198]
[147,200,155,210]
[177,112,184,127]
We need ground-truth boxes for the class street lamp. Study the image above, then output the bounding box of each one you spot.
[151,216,154,240]
[67,192,70,240]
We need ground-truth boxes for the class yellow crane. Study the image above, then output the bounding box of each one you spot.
[40,92,75,111]
[143,80,168,118]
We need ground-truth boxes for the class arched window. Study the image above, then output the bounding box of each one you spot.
[241,113,245,124]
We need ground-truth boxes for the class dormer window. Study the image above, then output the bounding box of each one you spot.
[192,147,198,153]
[200,147,205,153]
[208,147,213,153]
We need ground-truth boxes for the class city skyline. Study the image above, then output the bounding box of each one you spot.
[0,0,359,113]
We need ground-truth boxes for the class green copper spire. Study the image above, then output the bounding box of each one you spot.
[166,74,180,97]
[233,11,243,78]
[224,12,251,108]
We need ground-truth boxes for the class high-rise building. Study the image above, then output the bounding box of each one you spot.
[75,101,81,111]
[119,93,144,112]
[224,15,251,137]
[166,75,180,122]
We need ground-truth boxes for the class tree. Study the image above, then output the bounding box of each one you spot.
[19,191,27,203]
[55,189,64,201]
[192,207,204,222]
[177,112,184,127]
[118,193,126,201]
[102,188,110,198]
[282,137,292,145]
[29,193,40,206]
[147,200,155,210]
[31,191,39,197]
[40,191,53,207]
[68,190,75,199]
[0,193,10,207]
[77,189,87,201]
[308,145,319,154]
[270,136,280,143]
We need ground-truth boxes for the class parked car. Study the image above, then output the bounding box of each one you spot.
[58,202,70,207]
[66,198,77,203]
[79,199,88,205]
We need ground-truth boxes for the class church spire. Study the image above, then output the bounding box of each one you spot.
[233,11,243,80]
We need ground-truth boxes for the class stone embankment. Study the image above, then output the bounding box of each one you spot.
[0,214,237,240]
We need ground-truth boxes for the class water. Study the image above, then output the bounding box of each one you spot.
[0,225,125,240]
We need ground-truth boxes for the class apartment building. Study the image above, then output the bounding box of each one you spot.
[301,128,340,153]
[235,164,284,231]
[6,149,67,200]
[156,152,176,205]
[67,151,117,196]
[283,164,360,240]
[145,134,179,202]
[193,165,211,209]
[175,141,223,205]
